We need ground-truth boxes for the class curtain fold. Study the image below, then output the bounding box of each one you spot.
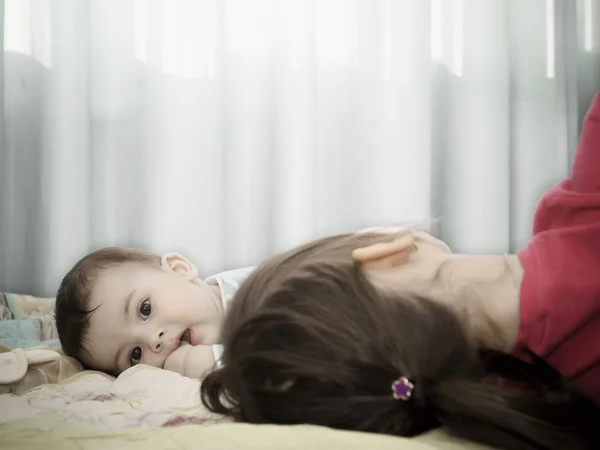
[1,0,600,296]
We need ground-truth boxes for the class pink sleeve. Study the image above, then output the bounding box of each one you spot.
[571,93,600,193]
[531,93,600,235]
[514,93,600,402]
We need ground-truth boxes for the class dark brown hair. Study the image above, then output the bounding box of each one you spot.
[201,232,600,450]
[55,247,160,365]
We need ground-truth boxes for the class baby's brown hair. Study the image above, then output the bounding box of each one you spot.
[55,247,160,366]
[201,232,600,450]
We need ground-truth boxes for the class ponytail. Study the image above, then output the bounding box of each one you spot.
[425,351,600,449]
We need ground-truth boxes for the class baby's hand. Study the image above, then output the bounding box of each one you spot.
[163,344,216,379]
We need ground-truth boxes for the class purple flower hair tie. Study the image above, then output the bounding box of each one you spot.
[391,376,415,401]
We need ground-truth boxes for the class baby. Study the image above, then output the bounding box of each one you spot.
[54,247,252,377]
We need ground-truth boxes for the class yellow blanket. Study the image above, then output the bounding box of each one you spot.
[0,363,492,450]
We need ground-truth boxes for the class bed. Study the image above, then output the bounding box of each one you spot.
[0,292,491,450]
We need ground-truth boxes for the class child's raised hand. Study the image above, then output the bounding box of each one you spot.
[163,344,215,379]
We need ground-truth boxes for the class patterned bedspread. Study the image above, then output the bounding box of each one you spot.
[0,364,224,430]
[0,363,488,450]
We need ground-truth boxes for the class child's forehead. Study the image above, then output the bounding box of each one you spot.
[90,264,153,305]
[97,261,155,281]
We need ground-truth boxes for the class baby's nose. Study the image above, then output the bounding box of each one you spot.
[150,329,165,352]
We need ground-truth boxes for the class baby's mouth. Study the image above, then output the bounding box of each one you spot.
[180,329,191,345]
[179,328,200,346]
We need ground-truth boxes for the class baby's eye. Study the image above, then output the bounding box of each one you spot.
[139,300,152,319]
[129,346,142,366]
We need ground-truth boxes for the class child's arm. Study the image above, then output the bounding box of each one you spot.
[570,93,600,193]
[513,93,600,397]
[163,344,215,379]
[532,93,600,234]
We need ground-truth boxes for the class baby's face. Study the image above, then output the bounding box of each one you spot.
[83,262,223,375]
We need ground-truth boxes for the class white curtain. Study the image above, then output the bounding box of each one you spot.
[1,0,600,297]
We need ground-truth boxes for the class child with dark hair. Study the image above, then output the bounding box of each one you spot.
[200,93,600,450]
[55,247,252,377]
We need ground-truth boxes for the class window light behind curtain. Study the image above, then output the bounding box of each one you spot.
[1,0,600,296]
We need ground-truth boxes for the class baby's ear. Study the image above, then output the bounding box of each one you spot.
[352,234,416,270]
[160,253,198,280]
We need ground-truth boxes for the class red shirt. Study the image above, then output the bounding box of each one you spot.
[516,93,600,403]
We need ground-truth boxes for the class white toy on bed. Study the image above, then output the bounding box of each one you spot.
[0,348,61,394]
